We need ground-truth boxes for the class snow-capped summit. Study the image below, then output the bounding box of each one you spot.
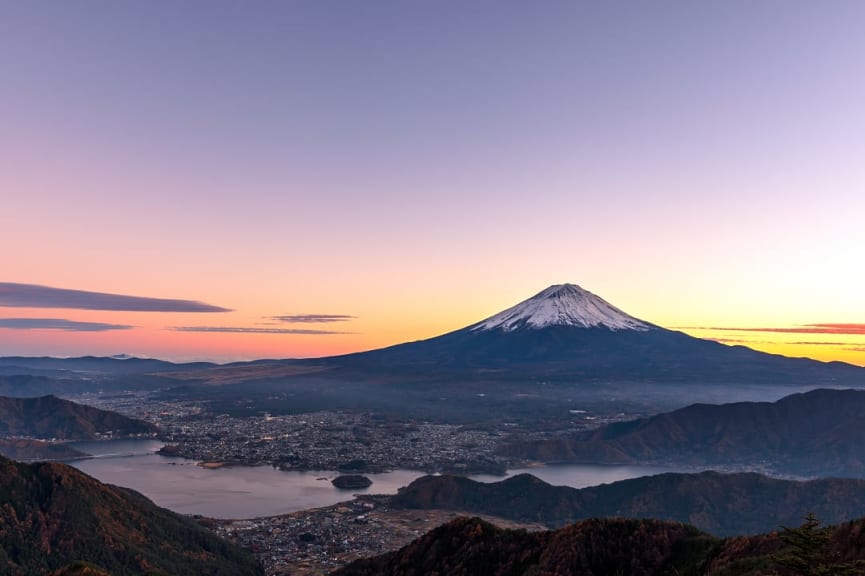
[471,284,651,332]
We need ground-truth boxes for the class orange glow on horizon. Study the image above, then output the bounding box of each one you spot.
[2,303,864,367]
[680,327,865,367]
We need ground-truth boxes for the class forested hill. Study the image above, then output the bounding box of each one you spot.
[503,388,865,477]
[390,471,865,536]
[0,395,157,440]
[334,515,865,576]
[0,455,263,575]
[333,516,717,576]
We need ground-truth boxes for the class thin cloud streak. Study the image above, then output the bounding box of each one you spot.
[0,318,134,332]
[715,338,859,346]
[788,341,852,346]
[0,283,231,312]
[708,337,776,346]
[270,314,356,324]
[172,326,353,335]
[676,324,865,335]
[708,338,757,344]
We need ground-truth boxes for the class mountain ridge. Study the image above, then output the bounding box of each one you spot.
[333,514,865,576]
[502,387,865,476]
[389,470,865,536]
[334,516,712,576]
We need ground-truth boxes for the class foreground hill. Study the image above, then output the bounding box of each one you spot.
[334,514,865,576]
[504,388,865,477]
[332,516,718,576]
[390,471,865,536]
[0,395,157,441]
[0,455,262,575]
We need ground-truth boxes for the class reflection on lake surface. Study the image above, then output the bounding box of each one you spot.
[69,439,678,519]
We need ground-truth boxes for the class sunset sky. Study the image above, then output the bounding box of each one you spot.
[2,1,864,365]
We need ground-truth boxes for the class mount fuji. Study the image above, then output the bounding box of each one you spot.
[324,283,864,385]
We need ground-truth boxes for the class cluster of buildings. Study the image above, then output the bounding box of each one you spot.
[207,497,419,575]
[70,390,635,476]
[160,410,508,474]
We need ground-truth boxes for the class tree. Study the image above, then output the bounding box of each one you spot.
[772,512,859,576]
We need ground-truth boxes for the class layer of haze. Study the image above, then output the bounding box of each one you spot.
[2,1,864,364]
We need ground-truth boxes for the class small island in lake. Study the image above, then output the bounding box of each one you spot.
[331,474,372,490]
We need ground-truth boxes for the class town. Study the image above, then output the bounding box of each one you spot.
[204,494,545,575]
[70,390,640,475]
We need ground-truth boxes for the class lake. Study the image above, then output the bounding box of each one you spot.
[69,439,678,519]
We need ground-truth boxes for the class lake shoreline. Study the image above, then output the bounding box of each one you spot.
[67,439,685,519]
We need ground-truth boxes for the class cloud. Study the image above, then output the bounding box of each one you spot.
[676,324,865,335]
[171,326,353,335]
[270,314,356,324]
[0,318,134,332]
[708,337,777,345]
[0,283,231,312]
[805,323,865,334]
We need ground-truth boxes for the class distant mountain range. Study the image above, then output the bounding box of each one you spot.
[334,514,865,576]
[0,455,262,575]
[0,355,215,375]
[503,388,865,477]
[390,470,865,536]
[0,357,217,397]
[0,395,157,441]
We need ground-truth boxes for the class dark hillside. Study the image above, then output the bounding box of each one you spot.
[333,516,717,576]
[335,514,865,576]
[391,471,865,536]
[0,395,157,440]
[0,455,262,575]
[504,388,865,477]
